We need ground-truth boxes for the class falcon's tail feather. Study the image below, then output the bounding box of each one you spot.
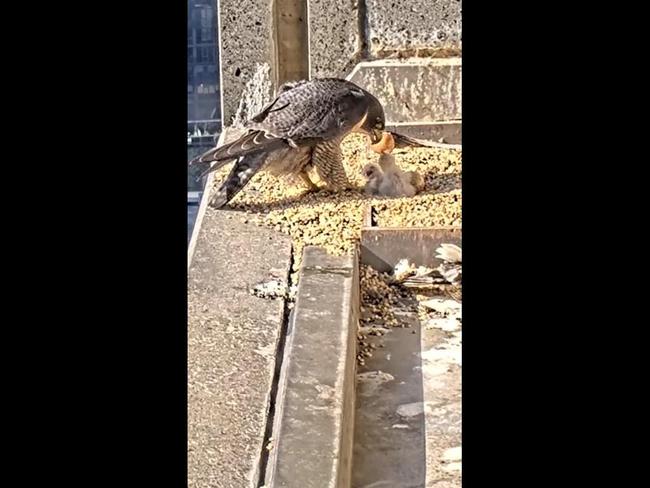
[189,130,287,166]
[209,152,268,208]
[192,159,232,182]
[390,131,436,148]
[194,159,232,181]
[389,131,461,150]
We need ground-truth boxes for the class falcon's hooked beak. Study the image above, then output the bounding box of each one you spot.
[369,128,383,145]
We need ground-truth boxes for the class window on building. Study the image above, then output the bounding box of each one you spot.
[200,6,213,43]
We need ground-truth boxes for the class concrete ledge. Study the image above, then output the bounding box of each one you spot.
[387,121,461,145]
[265,247,359,488]
[187,132,224,271]
[188,125,293,486]
[348,58,462,123]
[188,127,248,270]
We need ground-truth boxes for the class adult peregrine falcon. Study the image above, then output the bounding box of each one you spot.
[189,78,387,208]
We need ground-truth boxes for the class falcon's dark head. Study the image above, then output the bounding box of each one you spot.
[360,93,386,144]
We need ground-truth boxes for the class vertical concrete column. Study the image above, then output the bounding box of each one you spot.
[273,0,310,86]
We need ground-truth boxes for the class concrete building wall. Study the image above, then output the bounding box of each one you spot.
[217,0,462,124]
[348,58,461,123]
[366,0,462,58]
[308,0,463,79]
[308,0,362,79]
[217,0,275,125]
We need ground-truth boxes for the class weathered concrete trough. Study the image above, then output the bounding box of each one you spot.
[354,222,462,488]
[264,247,359,487]
[360,223,462,273]
[268,224,462,488]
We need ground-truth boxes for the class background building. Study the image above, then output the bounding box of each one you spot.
[187,0,221,241]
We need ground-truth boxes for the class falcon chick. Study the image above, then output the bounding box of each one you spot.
[189,78,387,208]
[362,132,425,197]
[362,163,383,195]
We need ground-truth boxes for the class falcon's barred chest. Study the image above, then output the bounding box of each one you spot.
[311,136,348,189]
[264,136,347,189]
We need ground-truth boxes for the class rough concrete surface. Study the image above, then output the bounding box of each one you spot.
[308,0,361,79]
[218,0,275,125]
[354,231,462,487]
[231,63,274,128]
[353,317,427,488]
[265,247,358,488]
[366,0,462,55]
[188,207,292,487]
[216,1,461,126]
[386,121,461,144]
[352,301,461,488]
[421,321,461,487]
[348,58,462,123]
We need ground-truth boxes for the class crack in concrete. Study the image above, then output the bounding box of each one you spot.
[255,244,295,487]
